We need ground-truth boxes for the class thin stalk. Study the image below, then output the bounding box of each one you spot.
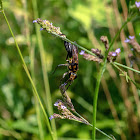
[30,35,45,140]
[92,64,104,140]
[72,112,114,140]
[35,100,45,140]
[46,32,96,57]
[1,6,54,139]
[95,127,114,140]
[32,0,57,139]
[113,62,140,74]
[22,0,45,139]
[112,62,140,89]
[50,17,130,58]
[74,111,114,140]
[30,24,45,140]
[31,45,45,140]
[23,65,54,138]
[74,111,90,124]
[106,17,131,54]
[92,18,130,140]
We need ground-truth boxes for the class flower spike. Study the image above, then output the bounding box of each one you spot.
[33,18,66,38]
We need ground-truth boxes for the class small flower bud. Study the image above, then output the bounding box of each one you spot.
[33,20,37,23]
[125,36,140,53]
[100,36,109,50]
[53,113,64,119]
[40,28,44,31]
[112,52,117,56]
[61,105,67,109]
[54,101,59,106]
[107,48,120,62]
[91,48,104,59]
[49,115,54,120]
[129,36,135,40]
[115,48,121,54]
[79,50,85,55]
[124,38,130,43]
[54,100,63,107]
[135,1,140,8]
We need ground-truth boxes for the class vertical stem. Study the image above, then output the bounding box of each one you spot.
[92,63,104,140]
[22,0,45,139]
[32,0,57,139]
[106,18,131,54]
[92,18,130,140]
[1,4,54,139]
[35,100,45,140]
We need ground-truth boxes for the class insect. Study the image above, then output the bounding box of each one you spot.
[53,41,79,91]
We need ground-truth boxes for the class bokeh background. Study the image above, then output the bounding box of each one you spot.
[0,0,140,140]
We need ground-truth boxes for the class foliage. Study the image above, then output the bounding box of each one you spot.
[0,0,140,140]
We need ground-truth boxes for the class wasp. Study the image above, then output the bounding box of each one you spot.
[53,41,79,91]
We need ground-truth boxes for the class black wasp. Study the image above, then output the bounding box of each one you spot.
[54,41,79,91]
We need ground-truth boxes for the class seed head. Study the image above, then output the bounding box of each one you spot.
[33,18,66,38]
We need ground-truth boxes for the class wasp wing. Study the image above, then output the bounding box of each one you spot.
[64,41,73,58]
[72,43,78,63]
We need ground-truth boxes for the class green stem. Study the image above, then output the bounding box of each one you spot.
[92,18,130,140]
[26,4,45,140]
[112,62,140,89]
[106,17,131,54]
[48,32,96,57]
[23,65,54,138]
[30,43,45,140]
[1,6,54,139]
[29,15,45,140]
[35,99,45,140]
[92,64,104,140]
[113,62,140,74]
[32,0,57,139]
[51,17,131,58]
[2,11,26,68]
[74,111,114,140]
[22,0,45,139]
[95,127,114,140]
[74,111,90,124]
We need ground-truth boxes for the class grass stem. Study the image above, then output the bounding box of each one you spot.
[92,18,130,140]
[32,0,57,139]
[113,62,140,74]
[1,5,54,139]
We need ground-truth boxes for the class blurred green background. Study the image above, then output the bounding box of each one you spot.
[0,0,140,140]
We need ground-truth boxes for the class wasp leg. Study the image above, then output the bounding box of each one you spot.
[51,64,69,75]
[65,80,73,91]
[61,79,73,94]
[66,54,68,61]
[60,71,69,84]
[61,77,73,91]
